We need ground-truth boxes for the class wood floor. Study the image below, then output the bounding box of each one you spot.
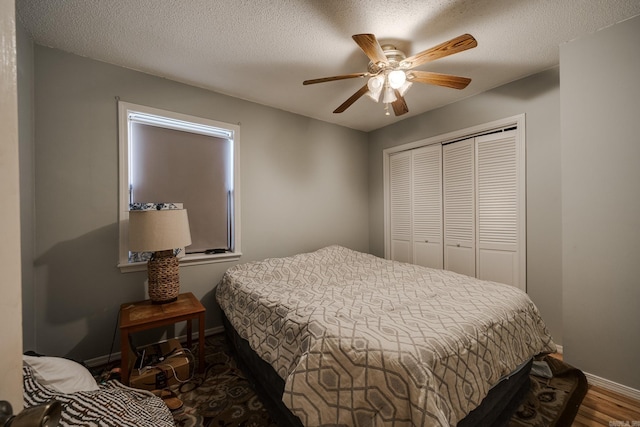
[575,385,640,426]
[549,353,640,426]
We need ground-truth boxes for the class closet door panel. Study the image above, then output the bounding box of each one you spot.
[478,248,517,285]
[412,144,443,269]
[476,130,522,288]
[392,241,411,263]
[443,138,475,276]
[389,151,412,263]
[447,246,476,277]
[414,242,442,268]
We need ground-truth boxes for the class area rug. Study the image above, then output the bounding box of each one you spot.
[130,335,587,427]
[508,355,588,427]
[167,336,277,427]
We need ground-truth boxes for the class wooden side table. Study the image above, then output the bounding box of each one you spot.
[119,292,206,386]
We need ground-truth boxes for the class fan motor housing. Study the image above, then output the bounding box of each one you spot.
[368,45,407,74]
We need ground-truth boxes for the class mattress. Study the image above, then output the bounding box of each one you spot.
[216,246,555,427]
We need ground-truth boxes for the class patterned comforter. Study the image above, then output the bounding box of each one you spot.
[216,246,555,427]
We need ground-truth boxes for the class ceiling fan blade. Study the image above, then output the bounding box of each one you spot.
[404,34,477,68]
[352,34,389,65]
[303,73,368,85]
[392,91,409,116]
[334,84,369,114]
[408,70,471,89]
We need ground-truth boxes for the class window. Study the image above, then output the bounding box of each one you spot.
[118,101,241,271]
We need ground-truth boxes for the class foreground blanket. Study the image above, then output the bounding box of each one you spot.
[23,364,174,427]
[216,246,556,427]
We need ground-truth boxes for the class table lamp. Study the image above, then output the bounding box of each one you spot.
[128,209,192,304]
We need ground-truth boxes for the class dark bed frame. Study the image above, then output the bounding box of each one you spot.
[222,313,531,427]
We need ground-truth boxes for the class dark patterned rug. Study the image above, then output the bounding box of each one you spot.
[114,335,587,427]
[168,335,276,427]
[508,355,588,427]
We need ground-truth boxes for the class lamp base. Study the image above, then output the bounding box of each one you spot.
[147,250,180,304]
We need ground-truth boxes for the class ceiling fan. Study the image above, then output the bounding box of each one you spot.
[303,33,477,116]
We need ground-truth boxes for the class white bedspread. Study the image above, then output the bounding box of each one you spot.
[216,246,555,427]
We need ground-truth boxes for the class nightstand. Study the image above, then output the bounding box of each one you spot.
[119,292,206,386]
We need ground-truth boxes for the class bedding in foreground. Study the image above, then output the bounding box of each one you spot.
[216,246,555,427]
[22,363,174,427]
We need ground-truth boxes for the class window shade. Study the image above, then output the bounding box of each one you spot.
[130,122,232,252]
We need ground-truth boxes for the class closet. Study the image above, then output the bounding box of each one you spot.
[386,126,525,290]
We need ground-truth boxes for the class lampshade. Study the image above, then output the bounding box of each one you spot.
[388,70,406,89]
[398,80,413,97]
[383,86,397,104]
[366,75,384,102]
[129,209,192,252]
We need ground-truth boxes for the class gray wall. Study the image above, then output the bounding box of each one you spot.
[30,46,369,361]
[560,15,640,390]
[368,68,563,345]
[17,15,35,352]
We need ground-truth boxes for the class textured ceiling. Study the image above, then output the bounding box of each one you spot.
[16,0,640,132]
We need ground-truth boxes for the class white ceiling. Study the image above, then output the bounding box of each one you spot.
[16,0,640,132]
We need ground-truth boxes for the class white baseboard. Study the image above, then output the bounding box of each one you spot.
[554,345,640,401]
[84,326,224,368]
[584,371,640,401]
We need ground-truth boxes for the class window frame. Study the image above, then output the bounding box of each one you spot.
[117,101,241,272]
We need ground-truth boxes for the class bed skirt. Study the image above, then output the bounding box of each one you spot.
[222,313,532,427]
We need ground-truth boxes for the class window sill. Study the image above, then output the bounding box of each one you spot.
[118,252,242,273]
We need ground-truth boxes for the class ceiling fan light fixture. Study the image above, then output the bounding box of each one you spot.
[388,70,406,89]
[398,80,413,97]
[366,75,384,102]
[383,86,397,104]
[303,33,477,117]
[366,88,382,102]
[367,75,384,91]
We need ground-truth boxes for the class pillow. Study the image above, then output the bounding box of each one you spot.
[23,355,100,394]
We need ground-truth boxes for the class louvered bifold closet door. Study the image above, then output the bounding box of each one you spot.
[389,151,412,263]
[476,130,523,289]
[443,138,476,277]
[412,144,443,269]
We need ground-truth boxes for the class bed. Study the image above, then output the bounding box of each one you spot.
[216,246,556,427]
